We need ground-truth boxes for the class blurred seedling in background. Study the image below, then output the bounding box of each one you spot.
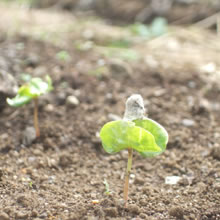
[129,17,168,38]
[7,75,53,138]
[103,179,111,195]
[56,50,71,62]
[100,94,168,207]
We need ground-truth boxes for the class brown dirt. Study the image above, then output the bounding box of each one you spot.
[33,0,220,25]
[0,6,220,220]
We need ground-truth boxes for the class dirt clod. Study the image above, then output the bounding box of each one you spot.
[104,207,118,217]
[59,153,73,167]
[16,195,31,207]
[169,206,184,219]
[211,146,220,160]
[15,211,28,219]
[0,212,9,220]
[127,204,141,215]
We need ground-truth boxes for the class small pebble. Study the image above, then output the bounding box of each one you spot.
[169,206,184,218]
[211,146,220,160]
[25,54,39,67]
[31,210,38,217]
[165,176,181,185]
[28,156,36,163]
[16,195,30,207]
[22,127,36,146]
[66,95,79,107]
[45,104,54,112]
[59,154,72,168]
[0,212,10,220]
[104,207,118,217]
[15,211,28,219]
[213,182,220,192]
[127,204,140,214]
[181,119,195,127]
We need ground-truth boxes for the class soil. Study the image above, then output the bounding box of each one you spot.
[0,4,220,220]
[34,0,220,25]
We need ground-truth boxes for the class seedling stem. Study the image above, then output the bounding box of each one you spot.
[124,147,133,207]
[34,98,40,137]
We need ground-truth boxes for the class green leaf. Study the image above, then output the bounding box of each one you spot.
[56,50,71,62]
[7,75,53,107]
[150,17,168,37]
[6,95,32,107]
[100,120,161,155]
[107,39,132,48]
[129,23,151,38]
[134,118,168,157]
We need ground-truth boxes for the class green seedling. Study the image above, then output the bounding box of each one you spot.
[7,75,53,138]
[29,181,33,188]
[103,179,111,195]
[100,94,168,207]
[129,17,168,38]
[56,50,71,62]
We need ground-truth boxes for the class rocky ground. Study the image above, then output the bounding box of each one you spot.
[0,2,220,220]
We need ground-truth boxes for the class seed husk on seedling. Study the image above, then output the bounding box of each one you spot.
[100,94,168,207]
[7,75,53,138]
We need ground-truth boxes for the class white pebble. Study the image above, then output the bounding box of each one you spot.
[66,96,79,107]
[165,176,181,185]
[182,119,195,127]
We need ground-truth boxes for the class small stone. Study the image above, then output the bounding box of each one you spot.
[22,127,36,146]
[169,206,184,218]
[181,119,195,127]
[134,177,145,185]
[45,104,54,112]
[0,71,18,110]
[17,195,30,207]
[66,96,79,107]
[200,62,216,74]
[28,156,36,163]
[188,81,196,88]
[110,59,132,76]
[165,176,181,185]
[213,182,220,192]
[0,212,10,220]
[116,199,124,207]
[25,54,39,67]
[59,154,72,168]
[139,213,147,219]
[211,146,220,160]
[0,169,3,181]
[104,207,118,217]
[31,210,38,217]
[127,204,140,214]
[15,211,28,219]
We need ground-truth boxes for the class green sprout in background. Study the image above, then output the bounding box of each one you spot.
[7,75,53,138]
[56,50,71,62]
[100,94,168,207]
[129,17,168,38]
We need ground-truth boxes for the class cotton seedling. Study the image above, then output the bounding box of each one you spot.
[100,94,168,207]
[7,75,53,138]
